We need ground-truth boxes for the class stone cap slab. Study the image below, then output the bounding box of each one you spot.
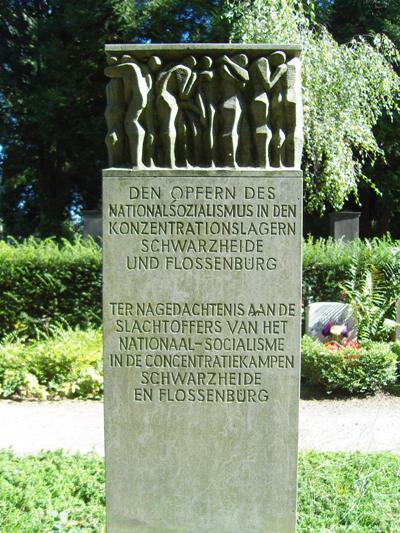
[105,43,302,60]
[103,169,303,178]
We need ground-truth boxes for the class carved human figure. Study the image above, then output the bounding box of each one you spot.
[178,59,203,167]
[196,56,219,167]
[104,56,127,166]
[249,53,287,167]
[281,56,303,168]
[268,52,290,167]
[156,56,198,167]
[105,55,157,167]
[217,54,249,167]
[142,56,162,167]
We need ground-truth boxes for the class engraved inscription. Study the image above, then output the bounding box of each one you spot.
[106,182,298,273]
[104,176,301,407]
[107,299,297,403]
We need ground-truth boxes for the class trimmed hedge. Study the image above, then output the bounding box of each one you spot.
[0,237,101,339]
[0,237,399,339]
[301,335,398,394]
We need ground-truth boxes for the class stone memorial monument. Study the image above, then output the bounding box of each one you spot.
[103,43,303,533]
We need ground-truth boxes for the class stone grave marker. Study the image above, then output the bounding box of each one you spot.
[305,302,356,341]
[329,211,361,241]
[103,43,303,533]
[82,209,102,240]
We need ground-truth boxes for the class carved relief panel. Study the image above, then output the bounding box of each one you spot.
[105,44,302,169]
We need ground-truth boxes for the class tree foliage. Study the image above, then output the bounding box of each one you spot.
[327,0,400,235]
[226,0,400,213]
[0,0,225,237]
[328,0,400,45]
[0,0,134,236]
[1,0,400,234]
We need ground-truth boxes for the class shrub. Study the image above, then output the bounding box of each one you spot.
[392,341,400,379]
[301,335,398,394]
[340,242,400,341]
[303,236,400,306]
[392,341,400,360]
[0,237,101,340]
[0,327,102,399]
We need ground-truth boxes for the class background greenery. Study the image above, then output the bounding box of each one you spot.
[303,237,400,309]
[0,450,399,532]
[0,237,101,340]
[1,0,400,237]
[1,237,399,340]
[327,0,400,236]
[0,0,226,237]
[227,0,400,216]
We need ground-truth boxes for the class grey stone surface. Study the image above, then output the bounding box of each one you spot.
[104,44,303,169]
[103,169,302,533]
[396,300,400,341]
[0,400,104,455]
[305,302,356,341]
[103,168,302,178]
[329,211,360,241]
[105,44,302,54]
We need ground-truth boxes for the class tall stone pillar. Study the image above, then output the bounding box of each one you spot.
[102,43,303,533]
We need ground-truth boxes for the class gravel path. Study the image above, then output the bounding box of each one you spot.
[1,395,399,455]
[0,400,104,455]
[299,394,400,454]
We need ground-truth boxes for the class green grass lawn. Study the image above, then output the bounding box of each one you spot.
[298,452,400,532]
[0,450,399,532]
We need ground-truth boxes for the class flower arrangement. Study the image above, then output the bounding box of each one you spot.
[322,322,360,351]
